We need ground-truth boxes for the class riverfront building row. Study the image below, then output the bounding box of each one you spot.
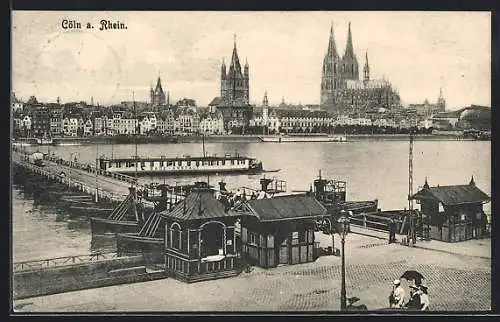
[13,99,490,138]
[12,24,490,137]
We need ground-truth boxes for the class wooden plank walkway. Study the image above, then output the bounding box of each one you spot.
[12,150,140,202]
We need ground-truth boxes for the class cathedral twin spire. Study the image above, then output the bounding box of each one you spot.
[326,21,356,60]
[327,22,338,58]
[343,22,355,60]
[324,22,369,81]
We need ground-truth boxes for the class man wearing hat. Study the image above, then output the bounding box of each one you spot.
[389,279,405,308]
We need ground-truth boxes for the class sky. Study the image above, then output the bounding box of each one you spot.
[12,11,491,109]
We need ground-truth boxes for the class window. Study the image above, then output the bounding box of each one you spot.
[241,227,248,243]
[171,224,181,250]
[231,159,235,165]
[187,160,191,166]
[167,161,173,167]
[292,231,299,245]
[196,160,200,167]
[249,232,257,245]
[299,230,306,243]
[221,160,225,166]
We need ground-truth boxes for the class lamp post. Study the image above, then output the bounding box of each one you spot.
[337,214,350,311]
[330,218,335,255]
[69,152,79,190]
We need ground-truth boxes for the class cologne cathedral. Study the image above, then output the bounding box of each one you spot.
[320,23,401,115]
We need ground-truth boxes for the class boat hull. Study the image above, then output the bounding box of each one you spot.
[35,139,54,145]
[58,197,95,208]
[116,233,164,263]
[90,217,139,235]
[341,200,379,214]
[259,135,347,143]
[68,205,114,217]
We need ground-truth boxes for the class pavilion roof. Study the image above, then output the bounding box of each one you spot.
[234,194,327,222]
[160,188,239,222]
[409,184,490,206]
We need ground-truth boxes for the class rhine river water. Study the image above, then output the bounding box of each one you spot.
[12,140,491,262]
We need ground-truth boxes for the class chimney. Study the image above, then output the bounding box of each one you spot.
[260,177,272,192]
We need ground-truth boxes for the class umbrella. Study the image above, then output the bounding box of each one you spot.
[347,296,360,304]
[400,270,425,282]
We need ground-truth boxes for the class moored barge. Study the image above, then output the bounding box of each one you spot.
[97,153,263,176]
[259,133,347,143]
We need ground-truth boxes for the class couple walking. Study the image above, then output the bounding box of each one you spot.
[389,279,430,310]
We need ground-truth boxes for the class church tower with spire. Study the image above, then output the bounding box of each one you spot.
[220,58,227,99]
[321,22,342,108]
[217,35,252,132]
[220,36,249,106]
[363,51,370,84]
[150,83,154,106]
[262,91,269,133]
[437,87,446,112]
[341,22,359,80]
[151,75,167,108]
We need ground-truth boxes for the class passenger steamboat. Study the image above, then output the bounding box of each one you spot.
[97,153,263,176]
[35,137,54,145]
[259,133,347,143]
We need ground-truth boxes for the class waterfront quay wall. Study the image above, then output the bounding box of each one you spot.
[12,255,159,299]
[45,133,476,146]
[116,234,164,264]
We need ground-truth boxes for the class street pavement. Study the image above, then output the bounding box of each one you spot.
[13,232,490,312]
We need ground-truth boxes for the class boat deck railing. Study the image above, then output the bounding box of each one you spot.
[13,158,129,202]
[13,252,119,272]
[13,147,140,188]
[47,155,138,185]
[349,213,397,231]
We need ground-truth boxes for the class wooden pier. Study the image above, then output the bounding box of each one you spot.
[12,148,146,203]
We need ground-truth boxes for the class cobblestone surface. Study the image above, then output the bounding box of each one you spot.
[14,233,491,312]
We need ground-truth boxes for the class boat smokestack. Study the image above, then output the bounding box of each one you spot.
[260,177,273,192]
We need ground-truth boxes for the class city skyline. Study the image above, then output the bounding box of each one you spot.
[12,11,491,109]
